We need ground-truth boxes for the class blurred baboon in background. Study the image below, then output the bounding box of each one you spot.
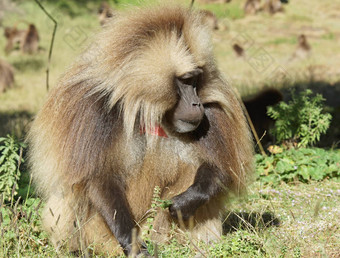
[98,2,114,26]
[244,0,262,15]
[4,26,25,53]
[0,58,14,93]
[263,0,284,14]
[292,34,311,59]
[197,0,232,3]
[243,88,283,145]
[200,9,219,30]
[232,43,245,57]
[4,23,39,54]
[245,0,287,15]
[21,24,39,54]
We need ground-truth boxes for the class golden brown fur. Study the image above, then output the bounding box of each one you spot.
[0,58,14,93]
[28,4,253,256]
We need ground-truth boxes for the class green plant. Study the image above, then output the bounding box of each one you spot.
[151,186,172,210]
[0,135,26,202]
[267,89,332,148]
[256,148,340,185]
[0,197,54,256]
[140,186,173,255]
[208,231,265,257]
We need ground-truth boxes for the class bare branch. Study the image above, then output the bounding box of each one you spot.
[34,0,57,91]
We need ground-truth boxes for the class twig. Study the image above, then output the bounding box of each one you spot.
[233,87,267,156]
[24,175,33,206]
[190,239,207,258]
[240,100,267,156]
[34,0,57,91]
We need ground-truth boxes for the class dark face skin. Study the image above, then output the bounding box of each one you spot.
[167,68,205,133]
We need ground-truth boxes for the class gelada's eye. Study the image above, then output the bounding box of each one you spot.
[180,77,196,86]
[178,68,203,87]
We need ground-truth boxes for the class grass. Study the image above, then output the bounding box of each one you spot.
[1,176,339,257]
[197,1,245,20]
[0,0,339,257]
[247,180,340,257]
[266,37,298,46]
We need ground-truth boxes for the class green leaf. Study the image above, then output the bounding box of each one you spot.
[299,166,310,180]
[309,167,325,180]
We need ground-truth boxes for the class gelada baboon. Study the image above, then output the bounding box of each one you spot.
[98,2,114,26]
[292,34,311,59]
[28,4,253,256]
[244,0,286,15]
[4,26,25,53]
[197,0,231,3]
[21,24,39,54]
[0,58,14,93]
[232,43,245,57]
[4,23,39,54]
[244,0,262,15]
[262,0,284,14]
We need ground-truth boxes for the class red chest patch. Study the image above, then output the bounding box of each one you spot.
[140,125,168,138]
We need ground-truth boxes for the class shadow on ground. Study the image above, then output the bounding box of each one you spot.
[0,110,33,139]
[11,57,45,72]
[223,211,280,234]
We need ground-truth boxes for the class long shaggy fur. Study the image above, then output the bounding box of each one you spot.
[28,4,253,255]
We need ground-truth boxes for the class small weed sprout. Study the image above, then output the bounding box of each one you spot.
[141,186,173,254]
[267,89,332,148]
[0,135,26,202]
[152,186,172,210]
